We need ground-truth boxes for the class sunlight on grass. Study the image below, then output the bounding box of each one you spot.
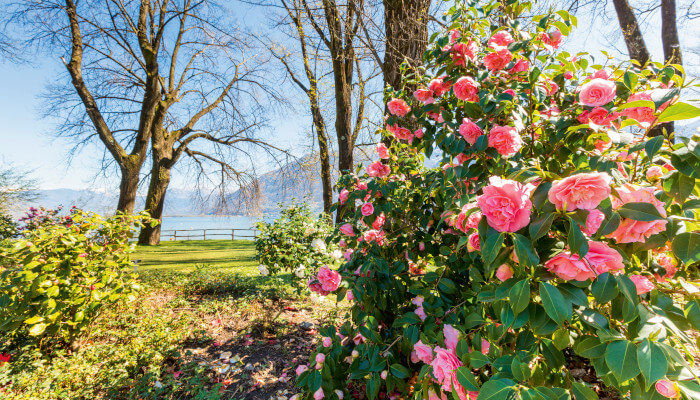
[133,239,258,274]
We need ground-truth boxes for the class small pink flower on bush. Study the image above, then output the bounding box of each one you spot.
[339,223,355,236]
[414,340,433,363]
[372,212,386,230]
[322,337,332,347]
[656,379,680,398]
[451,41,478,66]
[509,58,529,74]
[647,165,664,180]
[621,92,656,127]
[488,30,514,49]
[538,29,563,50]
[363,229,385,245]
[415,306,427,321]
[296,364,308,375]
[548,172,612,211]
[414,129,424,139]
[545,252,596,281]
[589,68,611,80]
[585,107,620,127]
[431,347,462,392]
[655,253,678,282]
[584,241,624,275]
[367,161,391,178]
[317,266,341,292]
[376,143,389,159]
[564,70,574,79]
[608,184,667,243]
[496,264,514,281]
[429,77,452,97]
[483,49,513,71]
[488,125,523,156]
[480,339,490,355]
[459,118,483,145]
[315,353,325,364]
[630,274,654,294]
[338,188,349,204]
[387,98,411,117]
[453,76,479,102]
[387,124,413,141]
[443,324,459,352]
[578,78,617,107]
[477,176,533,232]
[414,88,435,104]
[467,232,481,252]
[314,388,324,400]
[361,202,374,216]
[343,248,354,261]
[581,209,605,236]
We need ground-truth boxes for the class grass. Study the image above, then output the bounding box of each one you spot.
[134,240,258,273]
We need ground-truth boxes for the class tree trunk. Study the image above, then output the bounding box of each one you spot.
[116,163,141,214]
[314,121,333,213]
[138,146,173,245]
[382,0,431,90]
[661,0,682,66]
[611,0,650,66]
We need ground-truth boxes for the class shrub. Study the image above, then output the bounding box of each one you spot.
[0,209,153,349]
[0,213,18,240]
[255,201,343,291]
[297,2,700,400]
[17,206,75,231]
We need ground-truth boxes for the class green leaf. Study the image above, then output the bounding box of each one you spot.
[509,279,530,315]
[671,232,700,265]
[657,102,700,123]
[615,274,640,306]
[28,323,47,336]
[591,273,618,303]
[617,202,666,222]
[455,366,481,391]
[598,212,621,237]
[476,378,516,400]
[389,363,410,379]
[482,232,505,268]
[605,340,640,382]
[572,382,599,400]
[539,282,572,326]
[644,136,665,160]
[529,213,555,241]
[567,217,588,257]
[684,300,700,330]
[513,234,539,268]
[574,336,607,359]
[637,339,667,390]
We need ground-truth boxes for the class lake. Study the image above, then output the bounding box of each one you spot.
[159,215,274,240]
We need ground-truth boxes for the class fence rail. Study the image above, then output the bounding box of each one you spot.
[159,228,257,241]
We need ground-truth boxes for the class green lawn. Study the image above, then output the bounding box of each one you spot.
[133,239,258,274]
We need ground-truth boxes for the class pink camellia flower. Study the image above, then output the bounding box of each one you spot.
[414,88,435,104]
[343,248,354,261]
[477,176,533,232]
[363,229,385,246]
[315,353,326,364]
[413,340,434,364]
[335,390,344,399]
[380,370,388,380]
[339,223,355,236]
[361,202,374,216]
[372,212,386,230]
[581,209,605,236]
[449,29,461,43]
[542,79,559,96]
[503,88,516,97]
[296,364,308,375]
[595,139,612,152]
[488,125,523,157]
[589,69,612,80]
[414,129,425,139]
[488,30,514,49]
[509,58,529,74]
[630,274,654,295]
[346,290,355,301]
[656,379,680,398]
[412,296,424,307]
[564,71,574,80]
[586,107,620,128]
[467,232,481,252]
[415,306,427,321]
[647,165,664,181]
[481,339,490,355]
[495,264,514,281]
[585,241,624,275]
[317,266,341,292]
[314,388,325,400]
[548,172,612,211]
[353,333,366,345]
[387,98,411,117]
[339,188,349,204]
[578,78,617,107]
[367,161,391,178]
[376,143,390,159]
[451,41,478,67]
[443,325,460,352]
[453,76,479,102]
[459,118,483,145]
[322,337,332,347]
[655,253,678,282]
[483,49,513,71]
[429,77,452,97]
[386,124,413,141]
[538,29,563,50]
[545,252,596,281]
[608,184,667,243]
[621,92,656,127]
[431,347,463,392]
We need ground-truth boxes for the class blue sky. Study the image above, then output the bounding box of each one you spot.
[0,3,697,191]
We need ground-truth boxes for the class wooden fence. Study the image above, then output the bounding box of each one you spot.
[159,228,257,241]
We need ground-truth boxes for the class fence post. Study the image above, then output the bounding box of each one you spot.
[232,229,235,240]
[203,229,206,241]
[174,230,177,241]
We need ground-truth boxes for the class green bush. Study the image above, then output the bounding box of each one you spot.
[0,213,18,240]
[255,201,342,291]
[0,210,153,348]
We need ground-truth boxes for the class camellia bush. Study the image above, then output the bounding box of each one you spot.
[255,201,345,291]
[296,1,700,399]
[0,213,18,241]
[0,209,152,349]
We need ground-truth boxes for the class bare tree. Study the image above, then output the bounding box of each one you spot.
[611,0,651,65]
[0,163,38,214]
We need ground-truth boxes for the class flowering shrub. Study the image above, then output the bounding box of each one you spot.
[0,214,17,240]
[0,209,152,349]
[296,1,700,399]
[17,206,76,231]
[255,201,343,291]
